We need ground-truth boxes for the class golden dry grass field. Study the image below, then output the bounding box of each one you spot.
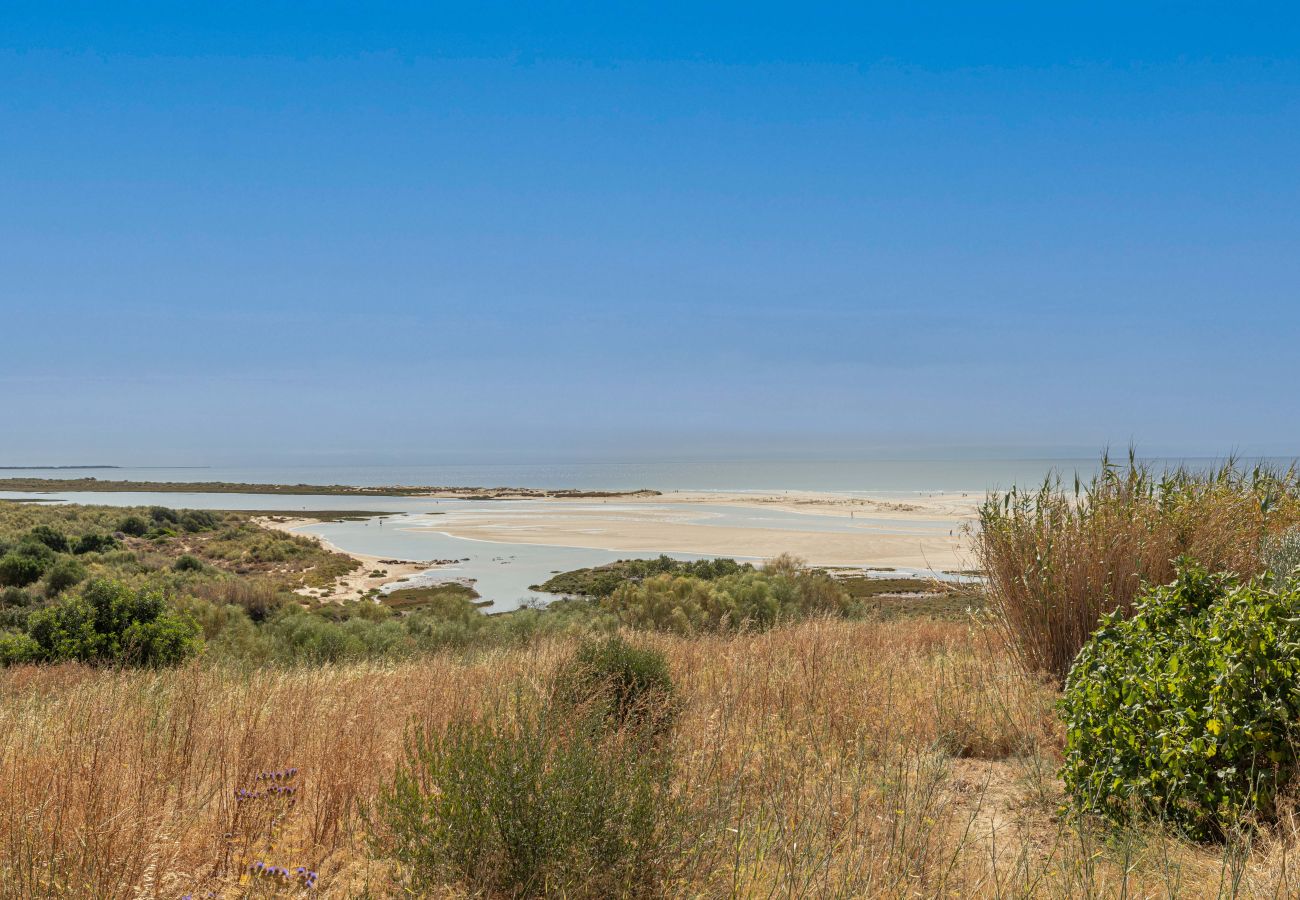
[4,617,1300,898]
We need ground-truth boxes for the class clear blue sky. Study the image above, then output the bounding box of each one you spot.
[3,3,1299,465]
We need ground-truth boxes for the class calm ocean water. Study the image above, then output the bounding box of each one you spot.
[2,457,1294,494]
[0,458,1170,494]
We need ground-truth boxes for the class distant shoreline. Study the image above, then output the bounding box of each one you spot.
[0,476,661,500]
[0,465,119,470]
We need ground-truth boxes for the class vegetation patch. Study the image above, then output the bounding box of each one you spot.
[554,635,677,734]
[836,575,984,621]
[370,690,680,898]
[0,578,201,666]
[978,452,1300,683]
[1062,559,1300,839]
[604,554,857,633]
[532,554,754,598]
[381,582,482,613]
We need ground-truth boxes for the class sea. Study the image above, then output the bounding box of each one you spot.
[0,458,1122,494]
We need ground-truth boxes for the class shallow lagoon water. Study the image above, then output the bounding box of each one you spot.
[297,513,732,611]
[0,490,957,610]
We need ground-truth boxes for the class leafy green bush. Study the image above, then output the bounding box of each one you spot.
[0,631,40,665]
[72,532,117,555]
[1061,559,1300,839]
[605,556,853,634]
[0,552,48,587]
[148,506,180,525]
[173,553,206,573]
[43,557,87,596]
[0,587,30,607]
[179,509,220,532]
[117,515,148,537]
[556,635,676,733]
[24,524,69,553]
[20,579,202,666]
[370,694,680,897]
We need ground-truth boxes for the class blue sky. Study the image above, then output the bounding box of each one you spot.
[3,3,1299,464]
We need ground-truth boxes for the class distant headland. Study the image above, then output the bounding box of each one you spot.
[0,476,659,499]
[0,465,120,470]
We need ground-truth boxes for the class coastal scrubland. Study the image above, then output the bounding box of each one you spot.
[4,456,1300,897]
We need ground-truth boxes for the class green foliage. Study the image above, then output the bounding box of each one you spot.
[0,586,30,607]
[73,532,118,554]
[0,552,48,587]
[1061,559,1300,840]
[43,557,87,596]
[979,451,1300,683]
[534,554,753,598]
[21,579,202,666]
[24,524,69,553]
[556,635,676,733]
[173,554,206,573]
[370,694,680,897]
[117,515,149,537]
[605,556,855,634]
[148,505,180,525]
[0,631,40,665]
[179,509,220,532]
[259,606,408,664]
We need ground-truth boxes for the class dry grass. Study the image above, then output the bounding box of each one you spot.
[1,618,1299,898]
[976,454,1300,683]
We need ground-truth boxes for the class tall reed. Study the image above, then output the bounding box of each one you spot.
[976,450,1300,683]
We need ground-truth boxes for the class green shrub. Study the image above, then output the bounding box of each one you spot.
[21,579,202,666]
[173,553,206,573]
[43,557,87,596]
[556,635,676,733]
[24,524,69,553]
[0,586,30,607]
[179,509,220,532]
[0,553,47,588]
[72,532,118,555]
[535,555,754,598]
[605,555,853,634]
[117,515,149,537]
[978,453,1300,684]
[148,506,180,525]
[1061,559,1300,839]
[0,631,39,665]
[370,694,680,897]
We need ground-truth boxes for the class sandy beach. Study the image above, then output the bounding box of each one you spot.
[408,490,980,571]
